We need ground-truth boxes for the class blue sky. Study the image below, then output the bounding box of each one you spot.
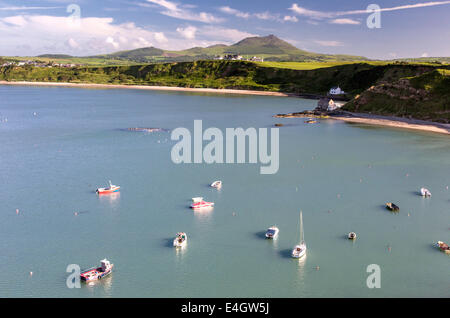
[0,0,449,59]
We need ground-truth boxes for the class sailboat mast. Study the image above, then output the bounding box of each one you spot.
[300,211,304,244]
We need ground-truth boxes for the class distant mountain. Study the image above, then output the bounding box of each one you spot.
[90,35,368,63]
[38,54,74,59]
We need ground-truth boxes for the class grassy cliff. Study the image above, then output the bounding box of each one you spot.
[342,68,450,123]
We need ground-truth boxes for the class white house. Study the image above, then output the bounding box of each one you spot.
[329,86,345,95]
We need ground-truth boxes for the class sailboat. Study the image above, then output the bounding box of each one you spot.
[292,211,307,258]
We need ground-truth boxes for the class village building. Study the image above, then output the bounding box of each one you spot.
[329,86,345,95]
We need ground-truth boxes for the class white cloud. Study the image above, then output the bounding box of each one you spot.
[314,40,344,47]
[254,11,279,21]
[290,1,450,20]
[0,6,61,11]
[199,26,258,43]
[0,14,169,55]
[219,6,282,21]
[283,15,298,22]
[105,36,119,49]
[154,32,168,43]
[219,6,250,18]
[176,26,197,40]
[0,13,260,55]
[330,18,360,25]
[67,38,79,48]
[289,4,332,19]
[147,0,223,23]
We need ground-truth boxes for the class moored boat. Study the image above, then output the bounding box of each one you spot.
[305,119,317,124]
[436,241,450,254]
[173,232,187,248]
[386,202,400,212]
[265,226,279,239]
[348,232,357,240]
[80,259,114,282]
[96,181,120,194]
[420,187,432,197]
[190,197,214,209]
[292,211,307,259]
[211,180,222,189]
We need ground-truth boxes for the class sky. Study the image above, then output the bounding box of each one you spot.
[0,0,449,59]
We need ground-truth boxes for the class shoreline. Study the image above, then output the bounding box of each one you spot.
[0,81,294,97]
[331,111,450,135]
[275,110,450,135]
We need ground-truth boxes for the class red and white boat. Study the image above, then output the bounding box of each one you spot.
[437,241,450,254]
[80,259,114,282]
[190,197,214,209]
[96,181,120,194]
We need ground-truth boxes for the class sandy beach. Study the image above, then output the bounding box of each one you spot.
[0,81,293,97]
[331,112,450,135]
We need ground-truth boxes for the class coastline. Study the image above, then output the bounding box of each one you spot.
[275,110,450,135]
[331,112,450,135]
[0,81,293,97]
[2,81,448,135]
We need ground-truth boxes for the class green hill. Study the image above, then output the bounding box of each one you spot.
[90,35,368,63]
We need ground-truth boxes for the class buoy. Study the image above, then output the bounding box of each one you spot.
[315,266,320,271]
[16,209,19,214]
[29,272,33,276]
[74,212,78,216]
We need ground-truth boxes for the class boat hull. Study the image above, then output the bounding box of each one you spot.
[97,187,120,194]
[190,202,214,209]
[291,244,306,258]
[80,265,114,282]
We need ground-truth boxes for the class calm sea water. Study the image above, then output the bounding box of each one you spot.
[0,85,449,298]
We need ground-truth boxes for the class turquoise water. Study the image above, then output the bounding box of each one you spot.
[0,85,449,298]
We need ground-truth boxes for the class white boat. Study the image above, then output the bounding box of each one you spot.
[348,232,357,240]
[173,232,187,248]
[210,180,222,189]
[420,187,431,197]
[265,226,279,239]
[292,211,307,259]
[190,197,214,209]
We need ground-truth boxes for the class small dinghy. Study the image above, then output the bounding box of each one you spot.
[190,197,214,209]
[96,181,120,194]
[305,119,317,124]
[348,232,357,240]
[386,202,400,212]
[292,211,307,259]
[210,180,222,189]
[420,187,431,197]
[265,226,279,239]
[80,259,114,282]
[173,232,187,248]
[436,241,450,254]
